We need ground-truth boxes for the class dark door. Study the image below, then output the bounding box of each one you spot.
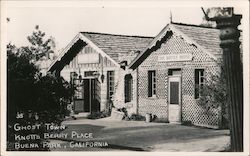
[168,76,181,123]
[73,78,100,113]
[83,79,90,112]
[91,79,100,112]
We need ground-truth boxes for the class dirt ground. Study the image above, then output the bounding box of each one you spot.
[49,118,230,152]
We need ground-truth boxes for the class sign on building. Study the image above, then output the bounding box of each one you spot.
[78,53,100,64]
[158,53,193,62]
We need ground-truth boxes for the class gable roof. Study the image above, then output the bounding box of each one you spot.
[48,32,153,72]
[129,22,222,70]
[171,22,221,58]
[81,32,154,62]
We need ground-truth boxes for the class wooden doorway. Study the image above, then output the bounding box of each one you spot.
[168,76,181,123]
[73,78,100,113]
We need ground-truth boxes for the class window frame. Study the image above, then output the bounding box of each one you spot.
[107,71,115,100]
[124,74,133,103]
[148,70,157,97]
[194,69,205,99]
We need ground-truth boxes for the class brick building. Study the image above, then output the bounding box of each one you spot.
[128,22,223,128]
[49,22,226,129]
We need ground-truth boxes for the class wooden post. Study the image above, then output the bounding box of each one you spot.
[215,15,243,152]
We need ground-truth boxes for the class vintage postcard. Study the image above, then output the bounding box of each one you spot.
[1,0,249,155]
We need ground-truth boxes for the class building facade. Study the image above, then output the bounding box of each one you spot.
[48,32,153,114]
[48,22,226,129]
[129,23,224,128]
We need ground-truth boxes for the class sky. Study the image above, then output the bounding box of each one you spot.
[3,1,245,52]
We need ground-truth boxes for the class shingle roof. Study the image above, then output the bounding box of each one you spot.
[129,22,225,69]
[81,32,154,62]
[171,22,222,58]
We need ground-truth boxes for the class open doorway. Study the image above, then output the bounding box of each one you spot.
[73,78,100,113]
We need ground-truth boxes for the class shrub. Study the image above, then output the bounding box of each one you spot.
[198,66,229,128]
[152,118,169,123]
[87,110,111,119]
[129,113,145,121]
[7,29,73,150]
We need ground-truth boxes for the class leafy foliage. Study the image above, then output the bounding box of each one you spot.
[129,114,146,121]
[199,68,227,109]
[198,66,229,128]
[7,44,39,122]
[87,110,111,119]
[7,26,73,151]
[33,74,73,122]
[7,26,71,124]
[16,25,56,62]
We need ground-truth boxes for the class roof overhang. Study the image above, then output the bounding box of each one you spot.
[128,24,218,70]
[47,33,120,73]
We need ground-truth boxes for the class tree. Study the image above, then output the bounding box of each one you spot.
[7,43,39,123]
[33,74,73,123]
[20,25,56,62]
[7,26,73,151]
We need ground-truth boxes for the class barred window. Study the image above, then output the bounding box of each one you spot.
[124,74,133,102]
[148,70,156,97]
[195,69,205,99]
[107,71,115,100]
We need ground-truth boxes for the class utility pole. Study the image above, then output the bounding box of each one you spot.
[202,7,243,152]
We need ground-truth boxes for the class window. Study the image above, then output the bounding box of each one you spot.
[107,71,115,100]
[195,69,205,99]
[84,71,97,77]
[124,74,133,102]
[148,70,156,97]
[170,82,179,104]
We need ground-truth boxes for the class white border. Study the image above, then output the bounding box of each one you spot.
[1,1,249,156]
